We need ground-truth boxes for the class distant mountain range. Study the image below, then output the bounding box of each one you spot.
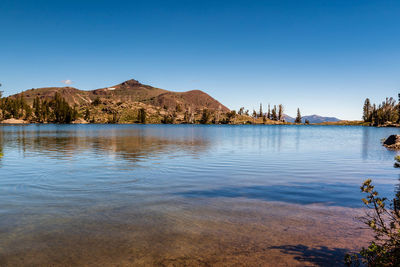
[284,114,341,123]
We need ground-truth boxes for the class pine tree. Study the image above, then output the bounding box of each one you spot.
[278,104,284,121]
[267,104,271,119]
[398,93,400,123]
[34,96,42,122]
[138,108,146,123]
[295,108,302,123]
[84,108,91,121]
[259,103,263,117]
[271,105,277,121]
[363,98,372,122]
[43,100,50,121]
[200,109,211,124]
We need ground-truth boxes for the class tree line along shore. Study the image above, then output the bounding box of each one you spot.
[1,88,397,126]
[0,92,294,125]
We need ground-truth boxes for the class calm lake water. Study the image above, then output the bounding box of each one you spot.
[1,124,399,266]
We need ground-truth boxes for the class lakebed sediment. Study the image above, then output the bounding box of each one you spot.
[0,199,370,266]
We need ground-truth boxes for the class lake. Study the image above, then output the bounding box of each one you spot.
[0,124,399,266]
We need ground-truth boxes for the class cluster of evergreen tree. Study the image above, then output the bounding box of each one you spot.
[237,107,249,116]
[249,103,285,122]
[0,95,32,120]
[239,104,305,124]
[199,109,211,124]
[0,92,78,123]
[363,96,400,126]
[33,93,78,123]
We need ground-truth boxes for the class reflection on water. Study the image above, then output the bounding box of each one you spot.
[1,124,400,266]
[0,130,3,161]
[362,126,370,160]
[3,125,209,162]
[177,182,366,207]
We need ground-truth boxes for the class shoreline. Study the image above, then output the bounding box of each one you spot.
[0,121,388,127]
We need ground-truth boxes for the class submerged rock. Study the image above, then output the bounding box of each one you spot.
[383,135,400,149]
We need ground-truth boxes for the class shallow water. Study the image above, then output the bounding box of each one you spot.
[0,124,399,266]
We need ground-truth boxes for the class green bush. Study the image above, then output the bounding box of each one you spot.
[346,176,400,266]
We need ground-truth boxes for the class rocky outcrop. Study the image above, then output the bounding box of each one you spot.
[71,118,89,124]
[0,118,29,124]
[383,135,400,149]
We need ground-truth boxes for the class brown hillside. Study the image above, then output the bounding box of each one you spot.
[21,87,91,105]
[151,90,229,112]
[13,79,229,112]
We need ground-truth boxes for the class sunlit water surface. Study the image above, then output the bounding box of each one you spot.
[1,124,399,266]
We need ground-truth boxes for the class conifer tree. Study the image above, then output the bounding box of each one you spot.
[278,104,284,121]
[271,105,277,121]
[84,108,91,121]
[138,108,146,123]
[34,96,42,122]
[363,98,372,122]
[398,93,400,123]
[295,108,302,123]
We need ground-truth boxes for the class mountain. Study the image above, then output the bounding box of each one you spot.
[283,114,295,122]
[284,114,340,123]
[302,115,341,123]
[14,79,229,113]
[6,79,342,125]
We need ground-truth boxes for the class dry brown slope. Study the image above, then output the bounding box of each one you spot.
[12,79,229,112]
[19,87,90,105]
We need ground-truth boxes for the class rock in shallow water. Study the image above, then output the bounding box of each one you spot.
[383,135,400,149]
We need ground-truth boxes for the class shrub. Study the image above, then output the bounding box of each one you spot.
[345,163,400,266]
[200,109,211,124]
[92,97,101,106]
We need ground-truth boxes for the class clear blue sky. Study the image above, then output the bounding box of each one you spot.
[1,0,399,120]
